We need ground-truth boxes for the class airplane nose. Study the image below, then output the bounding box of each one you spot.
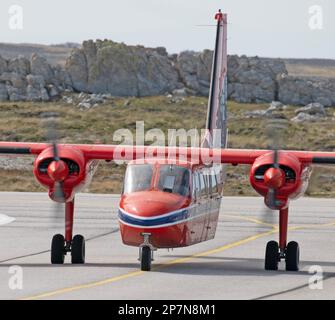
[121,191,188,217]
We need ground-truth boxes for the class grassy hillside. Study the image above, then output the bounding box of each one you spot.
[0,96,335,197]
[284,58,335,78]
[0,43,76,66]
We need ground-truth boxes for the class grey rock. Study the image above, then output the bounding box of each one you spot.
[295,102,326,116]
[26,74,45,88]
[291,112,324,123]
[0,83,8,101]
[228,55,287,103]
[6,85,26,101]
[53,65,73,89]
[177,50,212,96]
[66,40,180,96]
[244,109,271,118]
[172,88,187,97]
[0,55,8,74]
[26,85,50,101]
[0,72,27,92]
[40,87,50,101]
[268,101,285,111]
[78,102,92,109]
[31,53,55,84]
[278,75,335,107]
[47,84,60,98]
[8,56,30,75]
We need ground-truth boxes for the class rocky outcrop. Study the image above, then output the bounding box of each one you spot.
[66,40,182,96]
[279,75,335,107]
[0,39,334,106]
[176,50,212,96]
[290,102,327,123]
[228,55,287,103]
[0,54,73,102]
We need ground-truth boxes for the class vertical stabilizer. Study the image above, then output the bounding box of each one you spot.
[203,10,228,149]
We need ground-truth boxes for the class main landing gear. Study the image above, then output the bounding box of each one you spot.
[265,207,299,271]
[139,233,155,271]
[51,199,86,264]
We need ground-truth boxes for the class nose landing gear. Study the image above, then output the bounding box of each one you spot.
[139,233,155,271]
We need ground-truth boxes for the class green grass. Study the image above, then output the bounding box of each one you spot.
[0,96,335,197]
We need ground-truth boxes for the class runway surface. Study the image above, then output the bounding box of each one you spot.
[0,192,334,300]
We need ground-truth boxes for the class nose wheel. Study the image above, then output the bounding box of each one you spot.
[51,234,85,264]
[140,246,152,271]
[265,240,299,271]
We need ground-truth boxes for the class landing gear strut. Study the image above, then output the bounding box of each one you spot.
[50,199,86,264]
[265,207,299,271]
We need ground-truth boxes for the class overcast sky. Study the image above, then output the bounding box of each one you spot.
[0,0,334,59]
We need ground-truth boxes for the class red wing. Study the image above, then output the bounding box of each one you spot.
[1,141,335,165]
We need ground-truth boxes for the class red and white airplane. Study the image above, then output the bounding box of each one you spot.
[0,11,334,272]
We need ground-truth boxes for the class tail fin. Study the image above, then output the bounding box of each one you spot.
[203,10,228,149]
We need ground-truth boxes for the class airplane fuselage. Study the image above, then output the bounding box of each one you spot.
[118,159,224,248]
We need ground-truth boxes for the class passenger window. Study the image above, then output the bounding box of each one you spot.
[199,172,207,197]
[192,172,200,199]
[211,173,218,194]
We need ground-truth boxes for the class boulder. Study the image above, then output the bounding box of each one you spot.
[177,50,212,96]
[268,101,285,111]
[30,53,55,84]
[295,103,326,116]
[66,40,181,96]
[291,112,324,123]
[228,55,287,103]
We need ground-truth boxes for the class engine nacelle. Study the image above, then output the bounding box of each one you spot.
[33,146,98,202]
[250,152,312,209]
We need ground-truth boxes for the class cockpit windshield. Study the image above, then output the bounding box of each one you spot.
[123,164,153,194]
[158,165,190,196]
[123,163,190,196]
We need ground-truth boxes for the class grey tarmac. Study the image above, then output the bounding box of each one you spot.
[0,192,334,300]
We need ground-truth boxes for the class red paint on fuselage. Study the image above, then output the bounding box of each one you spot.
[119,159,223,249]
[121,191,190,218]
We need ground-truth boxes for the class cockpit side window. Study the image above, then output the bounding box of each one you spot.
[158,165,190,197]
[123,164,153,194]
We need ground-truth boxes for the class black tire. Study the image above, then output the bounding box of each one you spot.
[51,234,65,264]
[286,241,299,271]
[265,240,279,270]
[71,235,85,264]
[141,246,152,271]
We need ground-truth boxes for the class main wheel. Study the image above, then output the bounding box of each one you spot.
[265,240,279,270]
[285,241,299,271]
[51,234,65,264]
[71,235,85,264]
[140,246,152,271]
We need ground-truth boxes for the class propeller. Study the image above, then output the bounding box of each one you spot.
[264,119,288,209]
[41,112,68,204]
